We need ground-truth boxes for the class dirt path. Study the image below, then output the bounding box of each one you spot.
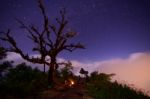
[51,87,84,99]
[40,85,93,99]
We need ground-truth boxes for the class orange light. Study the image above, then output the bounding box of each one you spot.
[65,79,75,87]
[71,80,74,85]
[69,79,75,87]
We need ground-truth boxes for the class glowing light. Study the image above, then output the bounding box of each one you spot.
[70,80,75,85]
[65,79,75,87]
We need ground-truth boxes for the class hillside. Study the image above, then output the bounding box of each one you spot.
[0,62,150,99]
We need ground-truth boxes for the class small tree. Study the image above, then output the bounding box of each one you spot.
[0,46,9,77]
[0,0,84,86]
[0,61,12,78]
[79,68,88,77]
[60,61,73,80]
[0,46,7,60]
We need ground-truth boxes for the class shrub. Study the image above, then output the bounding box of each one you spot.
[86,71,150,99]
[0,62,48,98]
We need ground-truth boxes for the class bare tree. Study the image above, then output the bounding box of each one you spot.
[0,0,84,86]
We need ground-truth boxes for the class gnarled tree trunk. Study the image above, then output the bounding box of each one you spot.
[48,58,56,86]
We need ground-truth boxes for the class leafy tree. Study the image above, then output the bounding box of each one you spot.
[0,46,6,60]
[0,61,12,77]
[0,46,10,78]
[88,71,114,88]
[0,0,84,86]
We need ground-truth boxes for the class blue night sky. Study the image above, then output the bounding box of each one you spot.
[0,0,150,61]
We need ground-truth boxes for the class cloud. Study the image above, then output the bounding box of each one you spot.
[73,52,150,94]
[96,52,150,94]
[3,52,46,70]
[4,52,150,95]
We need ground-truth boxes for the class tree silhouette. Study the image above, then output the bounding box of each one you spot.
[0,0,84,86]
[79,68,88,77]
[0,46,6,60]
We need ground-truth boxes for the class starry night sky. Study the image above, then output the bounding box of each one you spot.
[1,0,150,62]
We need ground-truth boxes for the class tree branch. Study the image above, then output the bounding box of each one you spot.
[38,0,50,35]
[55,9,68,49]
[0,0,84,69]
[57,43,85,52]
[0,30,50,65]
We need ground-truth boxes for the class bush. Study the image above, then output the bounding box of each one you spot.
[86,71,150,99]
[0,62,48,98]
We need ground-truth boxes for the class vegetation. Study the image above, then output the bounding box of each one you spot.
[0,0,84,86]
[0,0,149,98]
[0,60,150,98]
[0,46,6,60]
[0,62,48,98]
[86,71,150,99]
